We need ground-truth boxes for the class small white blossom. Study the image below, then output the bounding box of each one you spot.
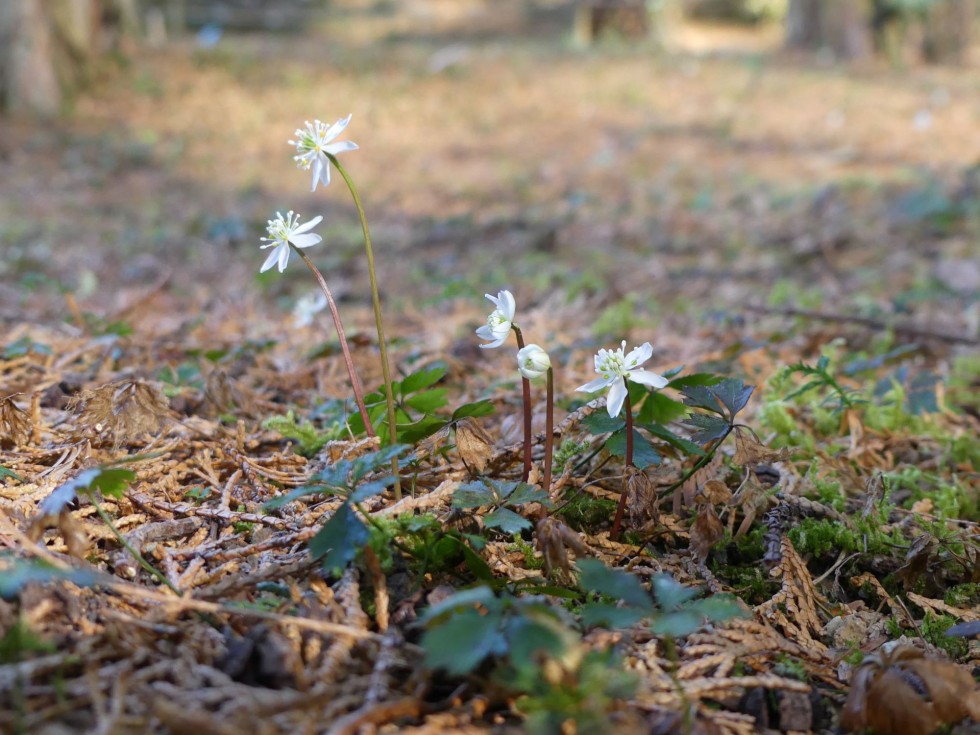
[576,341,668,418]
[289,115,359,191]
[475,290,516,349]
[517,344,551,380]
[293,291,328,327]
[259,211,323,273]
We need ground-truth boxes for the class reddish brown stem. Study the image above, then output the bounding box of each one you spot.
[296,248,375,438]
[610,379,632,540]
[542,367,554,496]
[512,326,532,483]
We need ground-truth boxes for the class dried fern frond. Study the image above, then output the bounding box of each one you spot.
[70,380,172,446]
[0,394,32,446]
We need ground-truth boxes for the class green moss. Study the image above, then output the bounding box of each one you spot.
[508,539,546,570]
[920,613,968,659]
[944,583,978,608]
[558,493,617,531]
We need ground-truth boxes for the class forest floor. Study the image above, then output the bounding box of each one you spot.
[1,3,979,734]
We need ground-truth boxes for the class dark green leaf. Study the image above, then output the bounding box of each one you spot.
[709,379,754,418]
[667,373,723,389]
[263,481,336,510]
[0,558,99,600]
[582,412,626,435]
[350,445,410,483]
[421,608,505,674]
[580,602,647,629]
[507,483,552,507]
[692,595,747,623]
[453,481,497,509]
[683,413,730,446]
[404,388,449,414]
[419,586,499,623]
[349,477,398,503]
[637,392,690,425]
[578,559,652,609]
[397,415,448,444]
[640,423,704,456]
[461,543,495,581]
[40,468,136,516]
[483,507,531,535]
[681,385,726,415]
[452,399,495,421]
[506,613,571,670]
[310,503,369,573]
[400,364,447,396]
[604,429,661,469]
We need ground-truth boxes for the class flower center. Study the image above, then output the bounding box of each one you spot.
[598,351,627,378]
[487,311,507,328]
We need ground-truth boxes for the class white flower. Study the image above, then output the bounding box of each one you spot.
[475,290,516,349]
[293,291,328,327]
[576,341,668,418]
[289,115,359,192]
[517,344,551,380]
[259,211,323,273]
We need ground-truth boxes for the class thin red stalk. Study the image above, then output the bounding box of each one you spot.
[512,326,533,483]
[611,378,632,540]
[542,367,554,496]
[296,248,375,438]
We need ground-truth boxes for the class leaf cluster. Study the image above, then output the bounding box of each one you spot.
[452,478,552,535]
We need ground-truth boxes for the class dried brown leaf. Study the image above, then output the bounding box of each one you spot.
[698,479,732,505]
[732,430,790,466]
[0,395,32,447]
[535,516,588,578]
[71,380,172,445]
[625,465,658,529]
[454,417,493,474]
[690,504,724,563]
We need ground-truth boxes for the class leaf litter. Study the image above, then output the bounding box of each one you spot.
[2,8,980,734]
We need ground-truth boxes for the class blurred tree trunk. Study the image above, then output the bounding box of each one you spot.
[0,0,139,117]
[922,0,974,64]
[786,0,873,60]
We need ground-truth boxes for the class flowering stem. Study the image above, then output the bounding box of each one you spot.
[611,378,632,540]
[328,154,401,498]
[295,248,375,440]
[512,326,533,483]
[543,367,555,495]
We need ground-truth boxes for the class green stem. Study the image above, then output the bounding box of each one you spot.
[512,326,533,483]
[328,154,401,499]
[89,494,181,596]
[295,249,375,440]
[543,367,555,496]
[611,379,633,541]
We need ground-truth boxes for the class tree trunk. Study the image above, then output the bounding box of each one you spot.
[786,0,873,60]
[0,0,63,116]
[922,0,974,64]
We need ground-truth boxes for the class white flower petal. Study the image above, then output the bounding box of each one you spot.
[289,233,321,249]
[577,376,613,393]
[629,369,668,389]
[293,215,323,234]
[625,342,653,368]
[260,248,282,273]
[497,290,516,321]
[323,114,352,141]
[323,141,359,155]
[277,245,291,272]
[605,379,628,418]
[478,334,508,349]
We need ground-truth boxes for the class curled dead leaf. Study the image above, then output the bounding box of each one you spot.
[70,380,172,446]
[625,465,658,529]
[536,516,588,579]
[0,395,32,447]
[698,478,732,505]
[690,503,724,563]
[454,417,493,474]
[732,429,791,466]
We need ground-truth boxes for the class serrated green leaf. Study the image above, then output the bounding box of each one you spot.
[604,429,661,469]
[681,385,727,415]
[453,481,497,508]
[507,483,552,507]
[405,388,449,414]
[421,608,505,674]
[350,445,410,483]
[637,392,690,425]
[692,595,747,623]
[582,412,626,435]
[349,477,398,503]
[400,364,448,395]
[578,559,652,609]
[397,415,448,444]
[580,602,647,629]
[667,373,723,389]
[483,507,531,535]
[683,413,730,446]
[709,379,754,418]
[451,399,495,421]
[310,503,369,574]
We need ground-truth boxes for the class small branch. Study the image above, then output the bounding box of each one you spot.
[744,303,978,346]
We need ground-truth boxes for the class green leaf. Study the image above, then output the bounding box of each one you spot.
[451,399,495,421]
[683,413,730,446]
[483,507,531,535]
[604,429,661,469]
[507,483,552,507]
[0,557,99,600]
[397,415,448,444]
[582,412,626,435]
[461,542,495,582]
[578,559,652,610]
[0,466,25,484]
[404,388,449,414]
[649,610,703,638]
[349,445,410,483]
[40,468,136,516]
[709,378,754,418]
[506,611,573,671]
[639,423,704,456]
[419,585,500,623]
[681,385,727,415]
[453,481,497,509]
[667,373,723,389]
[637,392,690,425]
[310,502,369,574]
[692,595,747,623]
[651,574,699,610]
[580,602,647,629]
[421,608,505,674]
[400,364,447,396]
